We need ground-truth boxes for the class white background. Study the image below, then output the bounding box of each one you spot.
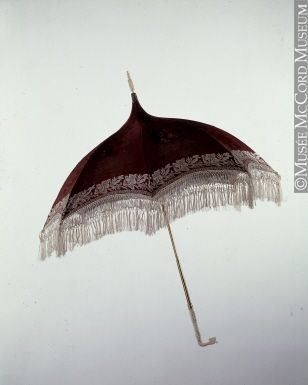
[1,1,307,384]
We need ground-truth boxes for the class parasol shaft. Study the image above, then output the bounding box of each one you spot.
[164,213,193,310]
[161,204,217,347]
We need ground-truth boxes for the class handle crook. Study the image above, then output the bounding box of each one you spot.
[189,307,217,347]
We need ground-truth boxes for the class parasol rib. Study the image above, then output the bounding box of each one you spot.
[161,204,217,347]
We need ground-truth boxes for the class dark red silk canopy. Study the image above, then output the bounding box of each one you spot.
[40,92,281,259]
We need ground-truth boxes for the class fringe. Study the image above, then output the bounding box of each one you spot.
[39,169,282,260]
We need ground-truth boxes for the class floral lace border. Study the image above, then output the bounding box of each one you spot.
[44,150,277,226]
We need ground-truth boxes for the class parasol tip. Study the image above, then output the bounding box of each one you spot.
[126,70,135,93]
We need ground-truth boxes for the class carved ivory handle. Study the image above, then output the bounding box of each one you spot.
[189,307,217,347]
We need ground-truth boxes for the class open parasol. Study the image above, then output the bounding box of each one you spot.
[39,72,282,347]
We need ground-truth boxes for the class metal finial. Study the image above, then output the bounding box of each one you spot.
[126,70,135,93]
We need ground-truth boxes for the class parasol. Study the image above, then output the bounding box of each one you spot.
[39,72,282,347]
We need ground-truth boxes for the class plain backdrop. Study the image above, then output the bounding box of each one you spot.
[1,1,307,385]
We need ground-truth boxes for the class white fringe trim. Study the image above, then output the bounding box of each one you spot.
[39,168,282,260]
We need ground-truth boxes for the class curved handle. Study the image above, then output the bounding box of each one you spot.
[189,307,217,347]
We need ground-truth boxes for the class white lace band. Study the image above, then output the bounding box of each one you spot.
[39,150,282,259]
